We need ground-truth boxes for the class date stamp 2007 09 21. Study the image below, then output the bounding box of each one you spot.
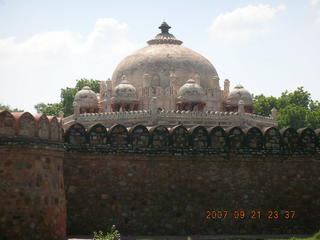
[205,210,296,220]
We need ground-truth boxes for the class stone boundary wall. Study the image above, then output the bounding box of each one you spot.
[64,122,320,235]
[0,111,66,240]
[64,153,320,236]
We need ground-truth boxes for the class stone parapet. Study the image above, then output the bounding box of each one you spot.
[64,123,319,155]
[62,110,276,129]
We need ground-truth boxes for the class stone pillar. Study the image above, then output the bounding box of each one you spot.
[224,79,230,98]
[150,97,158,113]
[212,76,220,89]
[271,107,278,120]
[58,111,64,119]
[73,102,80,117]
[238,100,245,115]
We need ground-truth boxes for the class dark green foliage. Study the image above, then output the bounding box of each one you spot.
[253,87,320,129]
[0,103,24,112]
[34,78,101,117]
[34,103,63,116]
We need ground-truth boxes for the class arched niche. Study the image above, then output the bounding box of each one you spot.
[65,123,86,145]
[188,125,208,148]
[280,127,299,152]
[245,127,263,150]
[129,124,149,148]
[297,128,317,153]
[149,125,169,149]
[13,112,36,137]
[226,126,245,151]
[170,125,188,148]
[49,117,60,141]
[109,124,128,147]
[208,126,226,150]
[87,123,107,145]
[0,110,16,136]
[35,114,50,139]
[263,127,281,151]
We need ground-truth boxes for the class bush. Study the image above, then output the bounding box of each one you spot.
[93,225,121,240]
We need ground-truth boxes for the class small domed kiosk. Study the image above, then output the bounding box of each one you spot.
[225,84,253,113]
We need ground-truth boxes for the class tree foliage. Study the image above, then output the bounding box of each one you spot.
[34,78,100,117]
[0,103,24,112]
[253,87,320,129]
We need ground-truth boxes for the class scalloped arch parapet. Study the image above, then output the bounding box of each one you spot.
[298,127,317,152]
[189,125,208,148]
[263,127,281,151]
[12,112,36,137]
[149,125,169,149]
[169,125,188,148]
[226,126,245,150]
[0,110,16,136]
[87,123,107,145]
[208,126,226,150]
[0,112,63,142]
[109,124,129,147]
[129,124,149,148]
[281,127,299,151]
[64,123,86,145]
[245,127,263,150]
[34,114,50,139]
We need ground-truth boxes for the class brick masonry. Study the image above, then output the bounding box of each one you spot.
[64,153,320,235]
[1,110,320,238]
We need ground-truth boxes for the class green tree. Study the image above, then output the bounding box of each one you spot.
[34,103,63,116]
[0,103,24,112]
[253,87,320,129]
[34,78,100,117]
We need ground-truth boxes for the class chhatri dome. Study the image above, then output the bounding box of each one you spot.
[68,22,276,129]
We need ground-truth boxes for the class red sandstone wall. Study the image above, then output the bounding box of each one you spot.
[64,153,320,236]
[0,111,66,240]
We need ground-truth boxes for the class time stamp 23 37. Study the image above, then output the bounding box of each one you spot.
[205,210,296,220]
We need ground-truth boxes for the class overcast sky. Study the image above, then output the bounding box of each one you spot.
[0,0,319,113]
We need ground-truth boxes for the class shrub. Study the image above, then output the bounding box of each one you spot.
[93,225,121,240]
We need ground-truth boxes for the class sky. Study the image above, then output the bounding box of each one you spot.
[0,0,319,113]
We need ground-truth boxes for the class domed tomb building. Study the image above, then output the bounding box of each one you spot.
[64,22,276,129]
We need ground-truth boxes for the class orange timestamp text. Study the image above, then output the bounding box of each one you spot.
[205,210,296,220]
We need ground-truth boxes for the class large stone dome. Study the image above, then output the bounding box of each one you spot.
[111,22,219,89]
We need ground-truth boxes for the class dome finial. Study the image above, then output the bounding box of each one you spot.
[159,21,171,34]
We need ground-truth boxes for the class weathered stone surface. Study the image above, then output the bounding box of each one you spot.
[64,153,320,236]
[0,143,66,240]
